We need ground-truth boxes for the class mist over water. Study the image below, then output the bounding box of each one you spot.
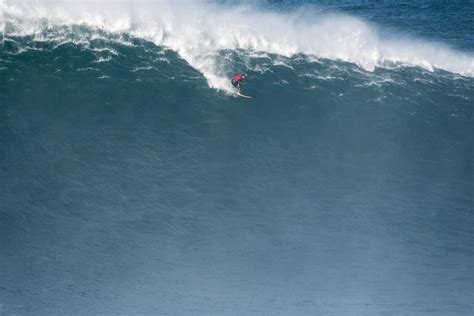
[1,1,474,315]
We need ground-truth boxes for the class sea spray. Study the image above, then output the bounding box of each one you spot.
[1,0,473,92]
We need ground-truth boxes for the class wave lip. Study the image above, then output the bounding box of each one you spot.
[2,1,474,90]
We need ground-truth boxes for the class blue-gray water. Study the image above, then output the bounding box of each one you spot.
[1,1,474,314]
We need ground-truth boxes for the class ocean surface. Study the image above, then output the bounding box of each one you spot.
[1,0,474,314]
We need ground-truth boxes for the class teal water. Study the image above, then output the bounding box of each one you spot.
[1,1,474,314]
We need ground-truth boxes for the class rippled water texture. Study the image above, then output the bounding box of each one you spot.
[1,1,473,314]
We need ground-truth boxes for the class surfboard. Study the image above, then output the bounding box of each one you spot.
[234,92,252,99]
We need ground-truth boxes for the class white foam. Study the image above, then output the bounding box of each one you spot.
[92,56,112,63]
[77,67,99,72]
[2,0,474,91]
[131,66,154,72]
[89,47,119,55]
[0,1,4,37]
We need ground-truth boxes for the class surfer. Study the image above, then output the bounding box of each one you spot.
[231,73,245,92]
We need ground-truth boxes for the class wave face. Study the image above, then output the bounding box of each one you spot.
[2,0,474,91]
[1,1,474,315]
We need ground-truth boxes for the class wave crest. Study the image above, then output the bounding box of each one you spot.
[2,0,474,91]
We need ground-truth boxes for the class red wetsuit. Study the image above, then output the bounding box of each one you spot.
[231,74,244,87]
[233,74,244,82]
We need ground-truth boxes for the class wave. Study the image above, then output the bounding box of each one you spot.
[2,0,474,91]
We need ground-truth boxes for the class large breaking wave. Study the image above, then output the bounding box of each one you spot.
[2,2,474,315]
[1,0,474,92]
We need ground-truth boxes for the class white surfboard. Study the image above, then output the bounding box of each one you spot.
[234,92,252,99]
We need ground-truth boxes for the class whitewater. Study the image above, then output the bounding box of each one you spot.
[2,0,474,91]
[1,0,474,315]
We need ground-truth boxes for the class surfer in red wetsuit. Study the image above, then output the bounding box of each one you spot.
[231,73,245,92]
